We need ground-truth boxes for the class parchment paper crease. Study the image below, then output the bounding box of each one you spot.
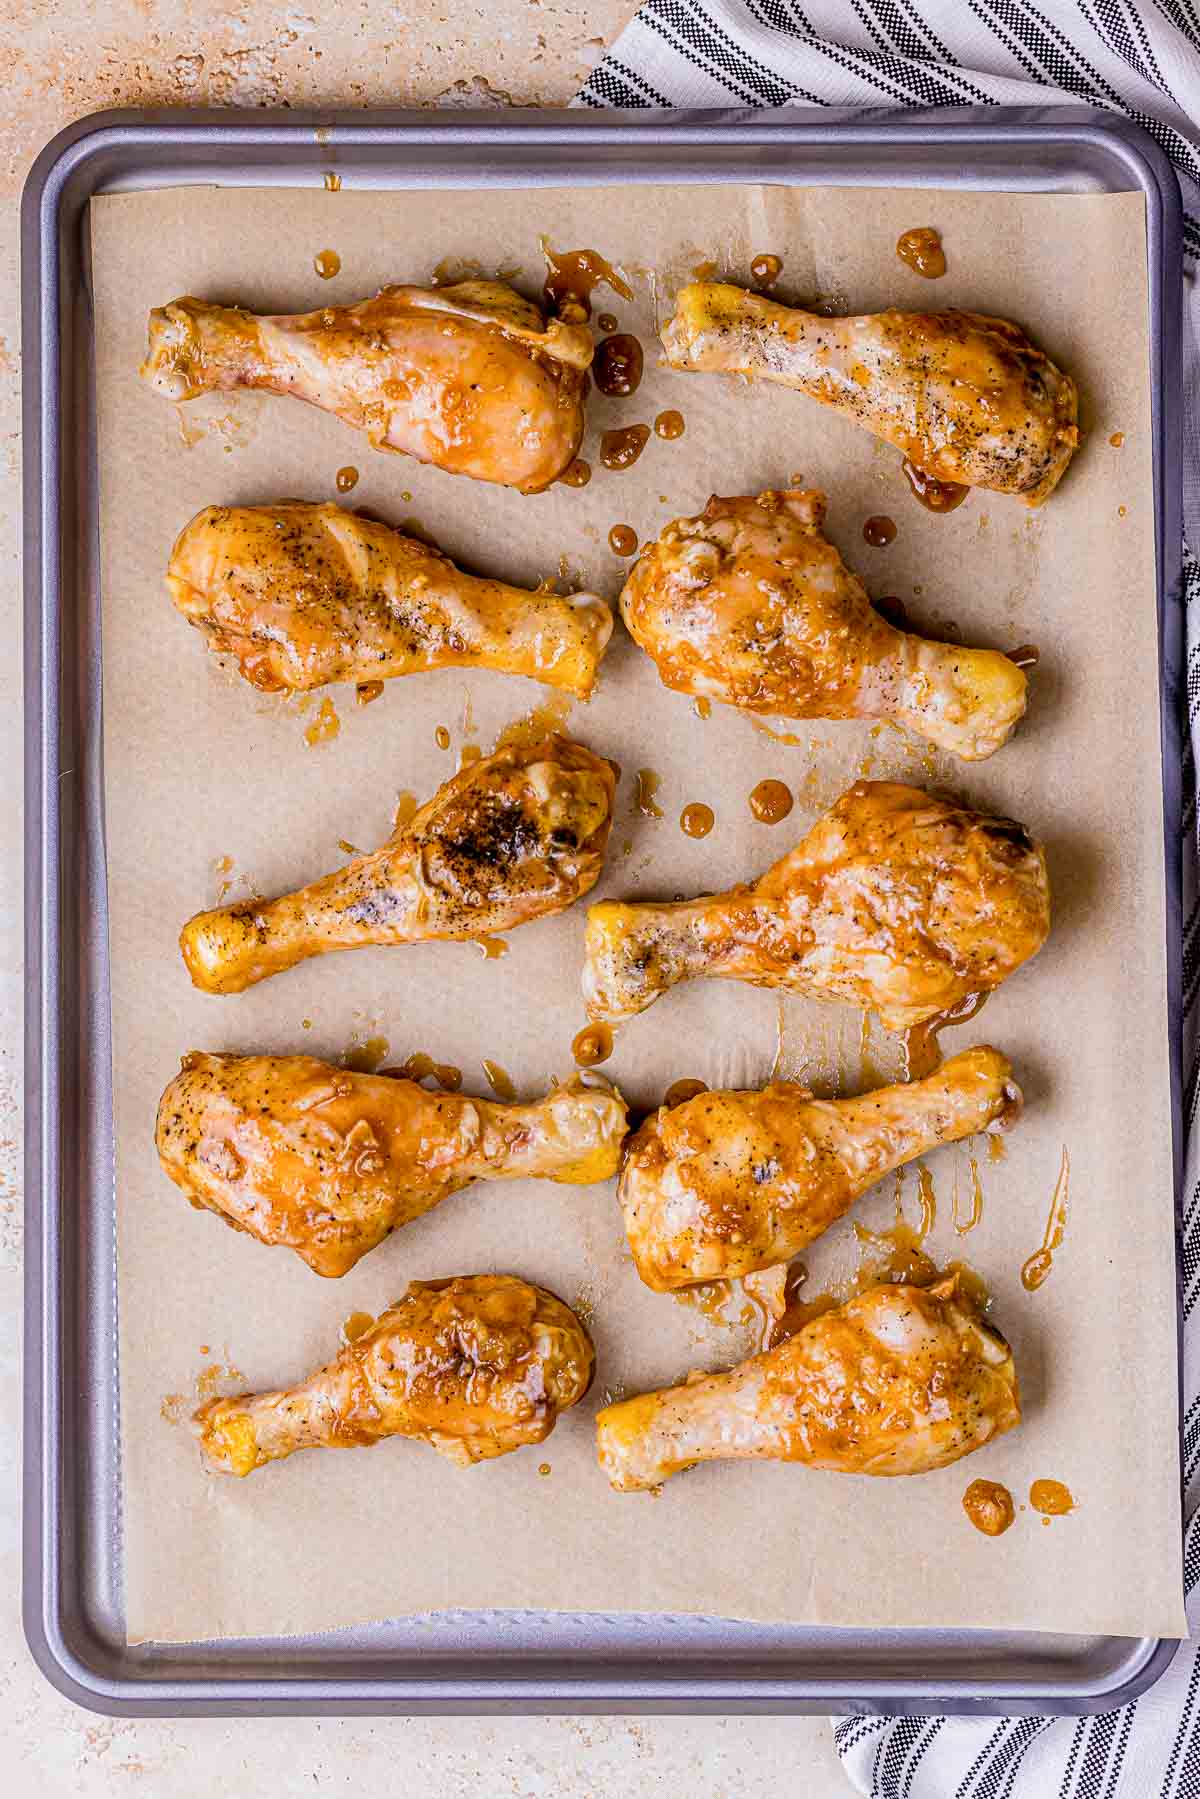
[90,182,1183,1644]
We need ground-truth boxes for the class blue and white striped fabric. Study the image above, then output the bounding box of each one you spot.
[579,4,1200,1793]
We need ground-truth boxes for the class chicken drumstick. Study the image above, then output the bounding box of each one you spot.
[141,280,593,493]
[597,1274,1020,1490]
[167,501,612,699]
[622,1046,1020,1290]
[195,1275,594,1475]
[583,780,1050,1031]
[182,734,616,994]
[662,283,1078,504]
[621,490,1026,760]
[156,1053,627,1277]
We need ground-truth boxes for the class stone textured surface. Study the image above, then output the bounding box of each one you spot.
[0,3,854,1789]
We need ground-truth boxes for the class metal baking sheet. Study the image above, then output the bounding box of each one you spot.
[22,104,1185,1716]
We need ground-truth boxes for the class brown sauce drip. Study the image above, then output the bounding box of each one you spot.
[692,696,711,720]
[341,1310,375,1344]
[896,226,946,278]
[337,838,361,857]
[1021,1146,1069,1291]
[482,1059,516,1101]
[1030,1478,1075,1516]
[862,515,898,547]
[594,333,644,398]
[392,791,417,831]
[751,718,805,747]
[902,989,989,1080]
[609,524,638,556]
[356,680,383,706]
[323,172,342,193]
[913,1168,936,1239]
[538,1462,552,1477]
[495,693,573,753]
[963,1479,1015,1537]
[558,458,591,488]
[393,1051,462,1091]
[680,802,714,839]
[573,1023,614,1067]
[749,778,793,824]
[304,696,340,746]
[314,248,341,280]
[750,252,783,287]
[474,934,509,961]
[336,465,359,493]
[435,724,451,750]
[541,243,633,321]
[600,424,651,471]
[901,457,969,513]
[954,1154,984,1236]
[988,1134,1006,1164]
[1006,643,1040,670]
[1109,431,1125,447]
[664,1078,707,1109]
[692,258,719,280]
[598,312,619,333]
[874,594,909,630]
[459,743,482,769]
[654,409,685,440]
[343,1034,390,1073]
[636,769,663,819]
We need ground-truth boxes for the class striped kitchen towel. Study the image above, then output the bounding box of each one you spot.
[579,4,1200,1794]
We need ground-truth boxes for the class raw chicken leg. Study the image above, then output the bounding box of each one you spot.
[167,501,612,698]
[181,734,617,994]
[583,780,1050,1030]
[596,1274,1020,1490]
[194,1275,594,1475]
[141,280,593,492]
[662,283,1078,504]
[621,489,1026,760]
[157,1053,627,1276]
[621,1046,1021,1289]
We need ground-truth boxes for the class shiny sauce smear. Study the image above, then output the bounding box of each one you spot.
[609,524,638,556]
[573,1023,614,1067]
[750,252,783,287]
[902,989,989,1081]
[664,1077,707,1109]
[680,802,714,839]
[314,248,342,280]
[594,334,644,397]
[481,1059,516,1101]
[901,457,968,513]
[862,515,897,547]
[336,465,359,493]
[558,458,592,489]
[654,409,685,440]
[636,769,664,818]
[542,243,633,320]
[1006,643,1040,671]
[896,227,946,278]
[396,1051,462,1091]
[962,1479,1015,1537]
[749,779,793,824]
[1021,1146,1070,1291]
[1030,1479,1075,1517]
[600,424,651,471]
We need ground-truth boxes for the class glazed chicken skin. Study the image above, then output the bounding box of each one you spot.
[194,1275,594,1476]
[141,280,593,493]
[583,780,1050,1031]
[181,735,616,995]
[622,1046,1020,1290]
[662,283,1078,505]
[168,502,612,698]
[156,1053,627,1277]
[621,490,1026,761]
[596,1273,1020,1491]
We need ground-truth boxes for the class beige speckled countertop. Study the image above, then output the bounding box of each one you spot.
[0,4,854,1789]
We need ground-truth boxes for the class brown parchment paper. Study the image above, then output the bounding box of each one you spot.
[90,181,1184,1644]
